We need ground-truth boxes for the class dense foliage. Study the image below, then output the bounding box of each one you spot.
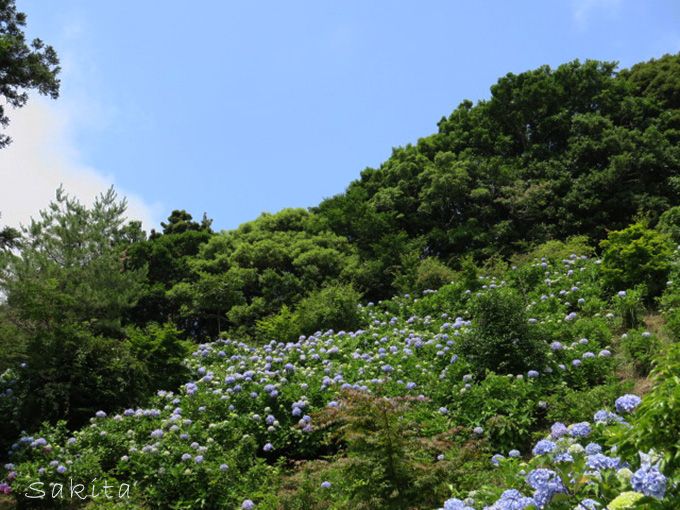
[1,241,679,508]
[0,0,60,148]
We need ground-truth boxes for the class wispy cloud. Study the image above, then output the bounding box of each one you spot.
[0,97,161,231]
[572,0,622,29]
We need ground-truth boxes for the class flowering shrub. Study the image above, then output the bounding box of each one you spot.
[437,394,677,509]
[0,252,677,508]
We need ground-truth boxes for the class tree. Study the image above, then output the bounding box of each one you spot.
[0,213,19,251]
[0,188,152,448]
[0,0,60,148]
[1,187,146,337]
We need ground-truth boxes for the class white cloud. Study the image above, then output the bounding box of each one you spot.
[0,97,161,231]
[572,0,622,28]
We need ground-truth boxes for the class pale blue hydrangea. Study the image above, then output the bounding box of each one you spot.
[442,498,474,510]
[615,394,641,414]
[576,499,600,510]
[526,468,566,507]
[487,489,535,509]
[585,453,620,471]
[583,442,601,454]
[533,439,556,456]
[550,422,568,439]
[631,463,667,499]
[568,422,591,437]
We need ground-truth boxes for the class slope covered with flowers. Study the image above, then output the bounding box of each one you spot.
[1,244,679,509]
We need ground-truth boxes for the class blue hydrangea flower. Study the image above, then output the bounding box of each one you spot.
[442,498,475,510]
[487,489,535,509]
[615,394,641,414]
[553,451,574,463]
[242,500,255,510]
[585,443,602,455]
[526,468,566,507]
[568,422,591,437]
[550,422,568,438]
[631,463,667,499]
[585,453,620,471]
[532,439,556,456]
[576,499,600,510]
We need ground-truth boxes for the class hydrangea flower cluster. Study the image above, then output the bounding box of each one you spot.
[437,394,671,509]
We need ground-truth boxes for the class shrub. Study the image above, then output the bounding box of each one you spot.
[126,322,192,391]
[412,257,456,293]
[312,390,453,509]
[657,206,680,243]
[255,305,301,343]
[612,342,680,473]
[452,373,540,452]
[460,287,548,375]
[295,284,361,336]
[600,222,674,300]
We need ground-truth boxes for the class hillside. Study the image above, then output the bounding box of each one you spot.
[2,237,680,508]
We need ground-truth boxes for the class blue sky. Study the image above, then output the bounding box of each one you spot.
[2,0,679,231]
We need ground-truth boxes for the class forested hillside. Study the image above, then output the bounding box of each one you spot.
[1,53,680,508]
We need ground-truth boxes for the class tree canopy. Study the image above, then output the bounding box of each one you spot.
[0,0,60,148]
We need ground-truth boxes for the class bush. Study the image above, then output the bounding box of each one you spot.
[600,222,674,300]
[412,257,456,293]
[660,252,680,340]
[452,373,541,452]
[295,284,362,336]
[256,284,362,342]
[460,287,548,375]
[657,206,680,243]
[255,305,301,343]
[126,322,192,391]
[0,324,148,455]
[612,342,680,473]
[312,390,453,510]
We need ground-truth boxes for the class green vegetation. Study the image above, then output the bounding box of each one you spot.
[1,52,680,508]
[0,0,60,148]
